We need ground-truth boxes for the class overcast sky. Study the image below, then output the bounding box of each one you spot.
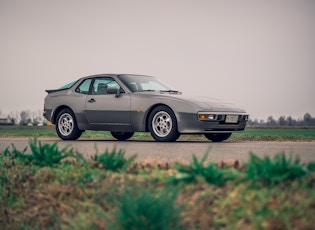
[1,0,314,120]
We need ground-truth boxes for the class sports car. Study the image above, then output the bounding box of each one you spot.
[43,74,248,142]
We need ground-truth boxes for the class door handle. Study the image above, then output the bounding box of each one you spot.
[88,98,95,103]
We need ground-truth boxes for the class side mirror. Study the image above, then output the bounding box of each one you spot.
[107,87,123,97]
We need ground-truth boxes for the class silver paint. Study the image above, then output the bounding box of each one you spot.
[43,74,248,136]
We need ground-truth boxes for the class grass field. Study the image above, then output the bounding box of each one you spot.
[0,126,315,141]
[1,139,315,229]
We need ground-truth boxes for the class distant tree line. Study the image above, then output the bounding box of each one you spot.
[248,113,315,127]
[0,110,46,126]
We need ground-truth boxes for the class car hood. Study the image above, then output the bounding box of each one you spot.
[142,92,246,113]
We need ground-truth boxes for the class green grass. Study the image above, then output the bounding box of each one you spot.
[0,126,58,137]
[232,127,315,141]
[1,126,315,141]
[110,186,182,230]
[1,139,315,229]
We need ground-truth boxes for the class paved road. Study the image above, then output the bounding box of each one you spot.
[0,138,315,163]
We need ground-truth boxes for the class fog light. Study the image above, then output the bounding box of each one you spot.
[208,115,215,120]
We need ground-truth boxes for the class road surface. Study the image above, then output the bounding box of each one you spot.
[1,138,315,163]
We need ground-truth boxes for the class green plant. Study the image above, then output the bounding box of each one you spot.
[171,150,235,185]
[91,147,136,172]
[246,152,309,185]
[12,138,73,167]
[1,143,27,158]
[307,162,315,172]
[110,186,182,230]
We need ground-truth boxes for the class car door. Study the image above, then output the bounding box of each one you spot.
[85,77,131,128]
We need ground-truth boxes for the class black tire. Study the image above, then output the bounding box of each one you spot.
[111,131,134,141]
[204,133,232,142]
[148,106,180,142]
[55,108,83,140]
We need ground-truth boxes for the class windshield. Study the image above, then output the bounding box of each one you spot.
[57,80,78,90]
[118,74,176,92]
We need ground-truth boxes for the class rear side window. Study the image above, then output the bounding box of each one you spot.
[58,80,78,90]
[75,79,92,94]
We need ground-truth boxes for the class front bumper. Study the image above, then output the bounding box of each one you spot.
[43,108,53,122]
[177,112,248,133]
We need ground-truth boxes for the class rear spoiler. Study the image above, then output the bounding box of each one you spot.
[45,89,67,94]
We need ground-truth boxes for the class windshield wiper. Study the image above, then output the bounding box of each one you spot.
[160,90,180,93]
[138,90,156,92]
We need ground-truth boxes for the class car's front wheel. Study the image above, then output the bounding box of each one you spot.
[148,106,180,142]
[204,133,232,142]
[111,132,134,141]
[56,108,83,140]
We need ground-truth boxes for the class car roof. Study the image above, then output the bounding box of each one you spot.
[79,73,153,80]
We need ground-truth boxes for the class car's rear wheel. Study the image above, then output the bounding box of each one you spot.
[204,133,232,142]
[148,106,180,142]
[111,131,134,141]
[56,108,82,140]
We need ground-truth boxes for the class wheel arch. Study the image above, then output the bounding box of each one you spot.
[144,103,178,132]
[52,105,74,124]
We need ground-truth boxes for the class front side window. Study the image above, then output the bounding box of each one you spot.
[75,79,92,94]
[92,77,121,95]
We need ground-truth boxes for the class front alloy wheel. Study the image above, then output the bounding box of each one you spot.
[148,106,180,142]
[56,108,82,140]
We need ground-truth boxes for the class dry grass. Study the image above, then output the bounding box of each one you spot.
[1,140,315,229]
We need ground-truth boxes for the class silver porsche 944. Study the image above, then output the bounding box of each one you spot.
[43,74,248,142]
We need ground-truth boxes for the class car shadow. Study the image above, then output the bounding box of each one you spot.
[76,138,218,144]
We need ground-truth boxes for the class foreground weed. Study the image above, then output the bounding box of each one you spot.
[91,147,136,172]
[110,186,182,230]
[246,152,309,186]
[1,143,27,158]
[171,150,236,185]
[3,138,73,167]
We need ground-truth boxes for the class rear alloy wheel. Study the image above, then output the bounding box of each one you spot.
[111,132,134,141]
[148,106,180,142]
[204,133,232,142]
[56,108,82,140]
